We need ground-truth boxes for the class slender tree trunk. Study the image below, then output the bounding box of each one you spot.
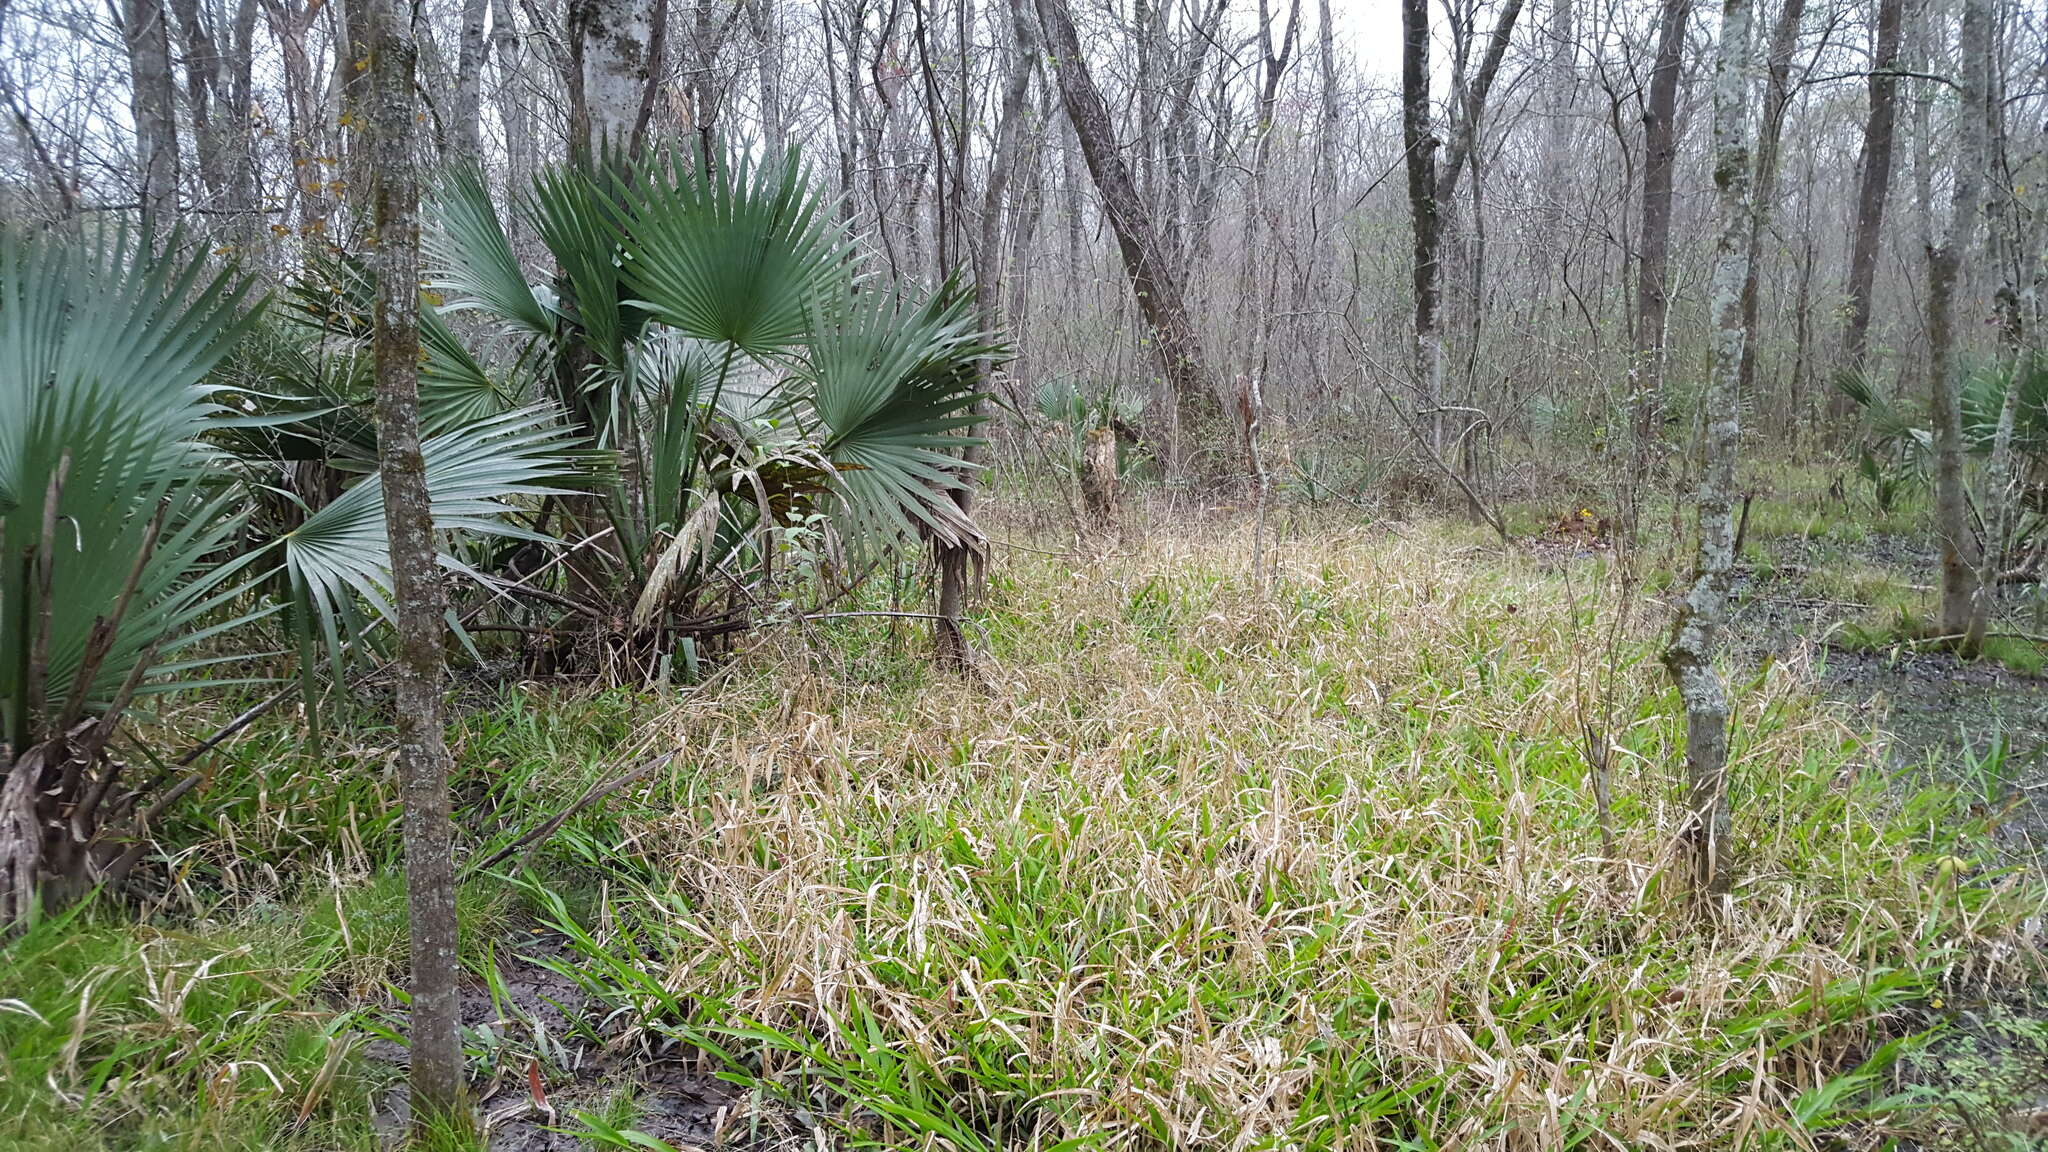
[1313,0,1339,208]
[368,0,463,1126]
[492,0,532,251]
[1931,0,1991,646]
[1058,115,1082,269]
[167,0,223,220]
[1628,0,1688,544]
[936,0,1040,670]
[260,0,331,243]
[452,0,490,163]
[224,0,258,245]
[337,0,375,228]
[1835,0,1904,415]
[1665,0,1756,902]
[1433,0,1523,207]
[123,0,180,248]
[753,0,785,158]
[1427,0,1521,483]
[567,0,662,164]
[1034,0,1222,465]
[1541,0,1576,218]
[1736,0,1807,403]
[1399,0,1442,452]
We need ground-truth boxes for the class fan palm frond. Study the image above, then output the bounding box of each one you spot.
[806,284,995,550]
[0,227,265,749]
[280,407,583,635]
[624,146,850,359]
[426,163,554,338]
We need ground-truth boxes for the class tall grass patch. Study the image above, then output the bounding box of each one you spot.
[511,526,2044,1149]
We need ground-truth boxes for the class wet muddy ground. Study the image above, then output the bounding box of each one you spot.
[372,933,770,1150]
[1741,534,2048,1149]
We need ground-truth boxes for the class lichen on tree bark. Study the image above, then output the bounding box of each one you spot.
[1664,0,1755,902]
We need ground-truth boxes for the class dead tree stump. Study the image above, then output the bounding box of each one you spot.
[1080,425,1120,538]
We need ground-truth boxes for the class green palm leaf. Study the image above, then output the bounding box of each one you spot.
[623,146,849,358]
[1964,354,2048,454]
[528,163,637,372]
[0,227,266,748]
[805,284,995,549]
[421,306,525,433]
[426,163,554,338]
[280,407,582,634]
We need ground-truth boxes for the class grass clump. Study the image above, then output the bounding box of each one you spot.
[0,900,385,1151]
[2,516,2039,1149]
[496,524,2045,1150]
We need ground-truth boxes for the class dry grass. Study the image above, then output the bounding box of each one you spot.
[516,517,2046,1150]
[1,511,2035,1149]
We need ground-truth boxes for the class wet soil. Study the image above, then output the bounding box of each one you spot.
[1739,534,2048,1149]
[1734,533,2048,860]
[372,931,766,1150]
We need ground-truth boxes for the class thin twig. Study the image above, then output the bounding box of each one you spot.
[464,751,678,877]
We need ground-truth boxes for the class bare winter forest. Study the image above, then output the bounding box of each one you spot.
[2,0,2047,1146]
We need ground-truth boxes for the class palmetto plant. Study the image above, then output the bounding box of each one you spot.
[422,144,998,669]
[1835,358,2048,547]
[0,141,996,925]
[0,230,277,926]
[0,228,580,928]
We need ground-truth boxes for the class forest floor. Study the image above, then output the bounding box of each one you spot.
[2,472,2046,1151]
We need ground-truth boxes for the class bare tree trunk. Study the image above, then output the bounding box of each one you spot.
[1034,0,1222,465]
[452,0,490,163]
[1314,0,1338,201]
[1638,0,1690,350]
[1665,0,1755,902]
[492,0,532,250]
[1426,0,1521,482]
[1433,0,1523,206]
[260,0,331,243]
[567,0,662,164]
[1736,0,1807,403]
[123,0,180,248]
[752,0,784,158]
[337,0,375,229]
[1058,114,1082,269]
[1627,0,1688,544]
[1541,0,1577,218]
[166,0,241,233]
[368,0,464,1125]
[935,0,1040,671]
[1835,0,1904,412]
[1399,0,1442,452]
[1931,0,1991,646]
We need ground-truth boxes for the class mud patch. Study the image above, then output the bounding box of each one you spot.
[371,931,776,1150]
[1897,988,2048,1151]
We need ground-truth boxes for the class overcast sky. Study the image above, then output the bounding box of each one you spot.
[1328,0,1408,79]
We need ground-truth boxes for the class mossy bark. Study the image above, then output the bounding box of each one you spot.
[1665,0,1756,902]
[368,0,464,1125]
